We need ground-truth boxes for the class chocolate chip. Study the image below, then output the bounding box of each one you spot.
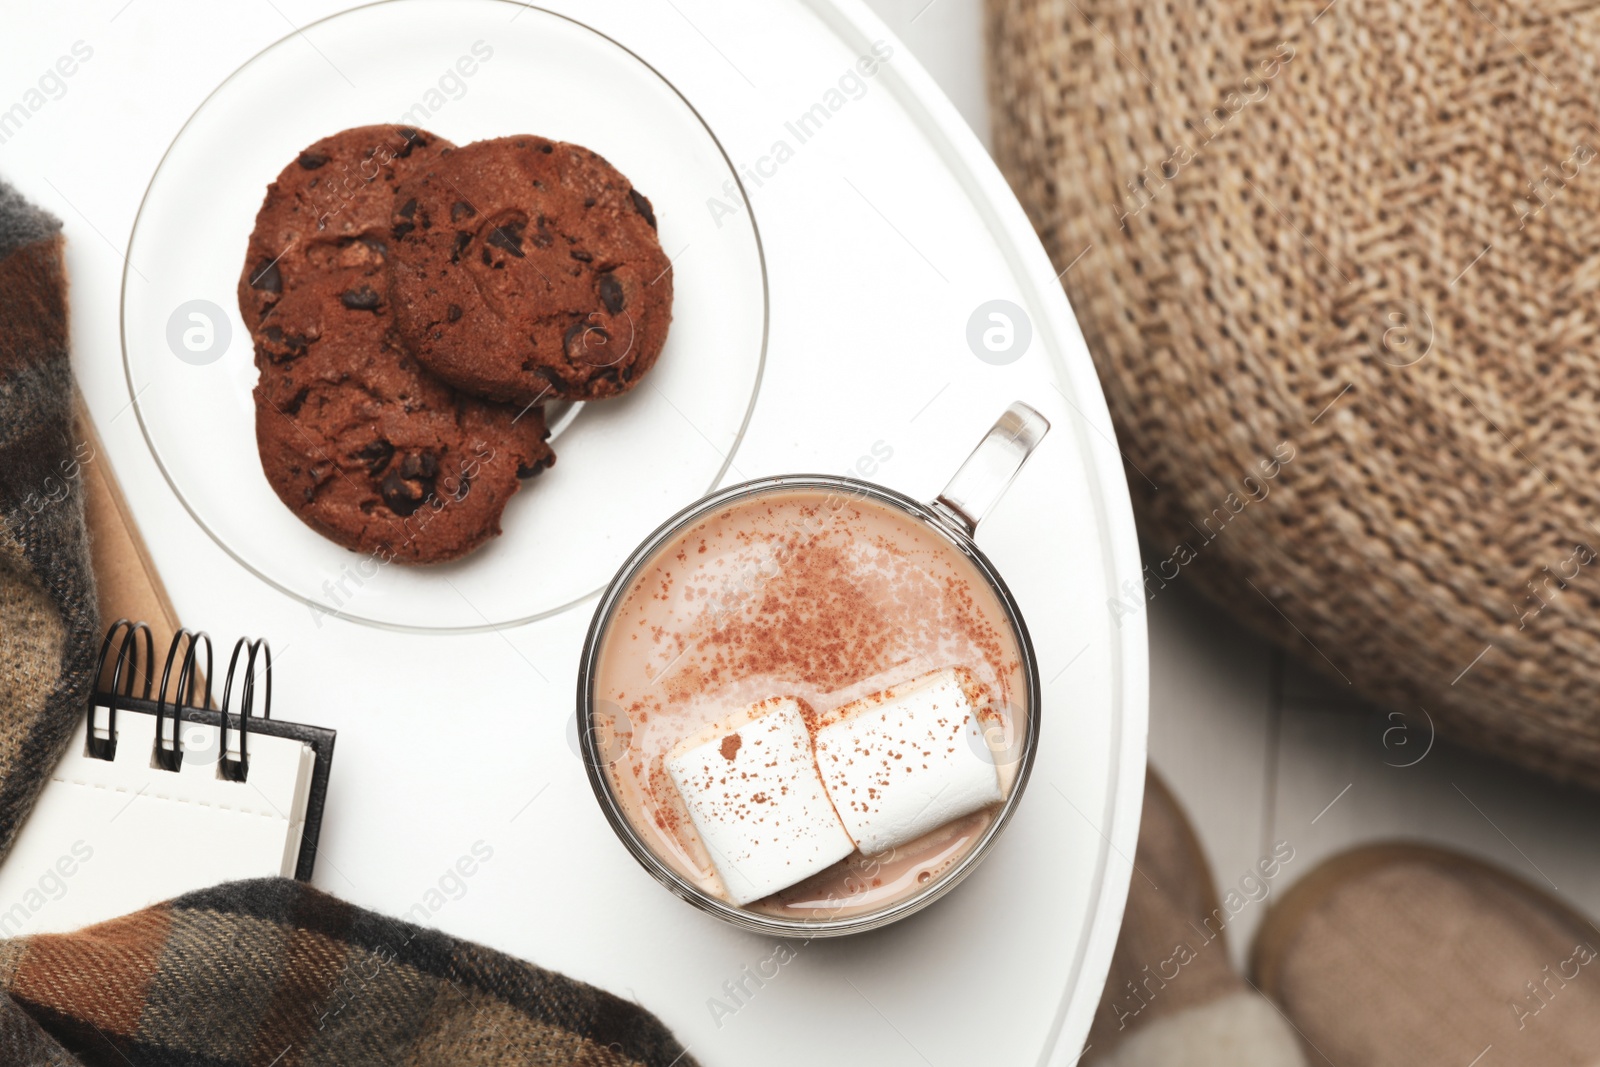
[563,320,588,356]
[395,128,420,157]
[481,247,494,266]
[261,326,309,363]
[584,197,596,208]
[355,438,395,475]
[517,456,553,478]
[450,230,472,263]
[447,304,462,322]
[392,199,428,235]
[487,222,526,258]
[381,470,423,516]
[359,236,389,257]
[382,450,441,516]
[249,258,282,293]
[401,451,439,480]
[540,143,554,154]
[340,286,381,311]
[629,188,657,229]
[564,319,609,361]
[570,249,593,263]
[297,151,329,170]
[451,201,476,221]
[598,273,625,314]
[530,216,554,250]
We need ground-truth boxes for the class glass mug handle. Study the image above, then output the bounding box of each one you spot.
[931,402,1051,535]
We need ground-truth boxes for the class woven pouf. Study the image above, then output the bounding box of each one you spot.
[988,0,1600,785]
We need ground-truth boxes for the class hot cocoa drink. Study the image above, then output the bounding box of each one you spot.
[590,484,1030,921]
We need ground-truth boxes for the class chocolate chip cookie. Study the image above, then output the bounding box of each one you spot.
[241,126,554,564]
[388,136,673,404]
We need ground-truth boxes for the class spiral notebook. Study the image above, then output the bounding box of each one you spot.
[0,621,336,936]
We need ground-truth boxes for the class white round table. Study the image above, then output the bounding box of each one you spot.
[7,1,1148,1061]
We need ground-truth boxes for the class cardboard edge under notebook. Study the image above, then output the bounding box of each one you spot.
[101,694,337,881]
[74,391,187,667]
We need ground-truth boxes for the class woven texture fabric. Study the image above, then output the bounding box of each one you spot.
[0,181,99,867]
[0,177,695,1066]
[0,879,691,1067]
[988,0,1600,785]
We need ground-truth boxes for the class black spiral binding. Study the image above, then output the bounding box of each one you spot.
[218,637,272,783]
[91,626,273,784]
[89,619,154,761]
[154,629,213,773]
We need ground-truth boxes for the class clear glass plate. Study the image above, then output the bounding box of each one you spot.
[121,0,767,632]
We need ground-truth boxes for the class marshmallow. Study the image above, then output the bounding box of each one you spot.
[814,667,1002,856]
[667,697,856,905]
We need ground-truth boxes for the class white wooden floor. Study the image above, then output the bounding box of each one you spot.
[866,0,1600,973]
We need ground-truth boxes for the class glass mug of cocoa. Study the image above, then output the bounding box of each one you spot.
[578,403,1049,936]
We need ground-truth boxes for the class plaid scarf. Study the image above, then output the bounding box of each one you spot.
[0,178,696,1067]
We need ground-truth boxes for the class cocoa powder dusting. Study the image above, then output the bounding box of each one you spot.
[703,540,902,692]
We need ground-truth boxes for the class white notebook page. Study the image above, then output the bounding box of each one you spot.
[0,704,315,936]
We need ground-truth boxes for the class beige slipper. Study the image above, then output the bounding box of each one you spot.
[1084,772,1306,1065]
[1253,843,1600,1066]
